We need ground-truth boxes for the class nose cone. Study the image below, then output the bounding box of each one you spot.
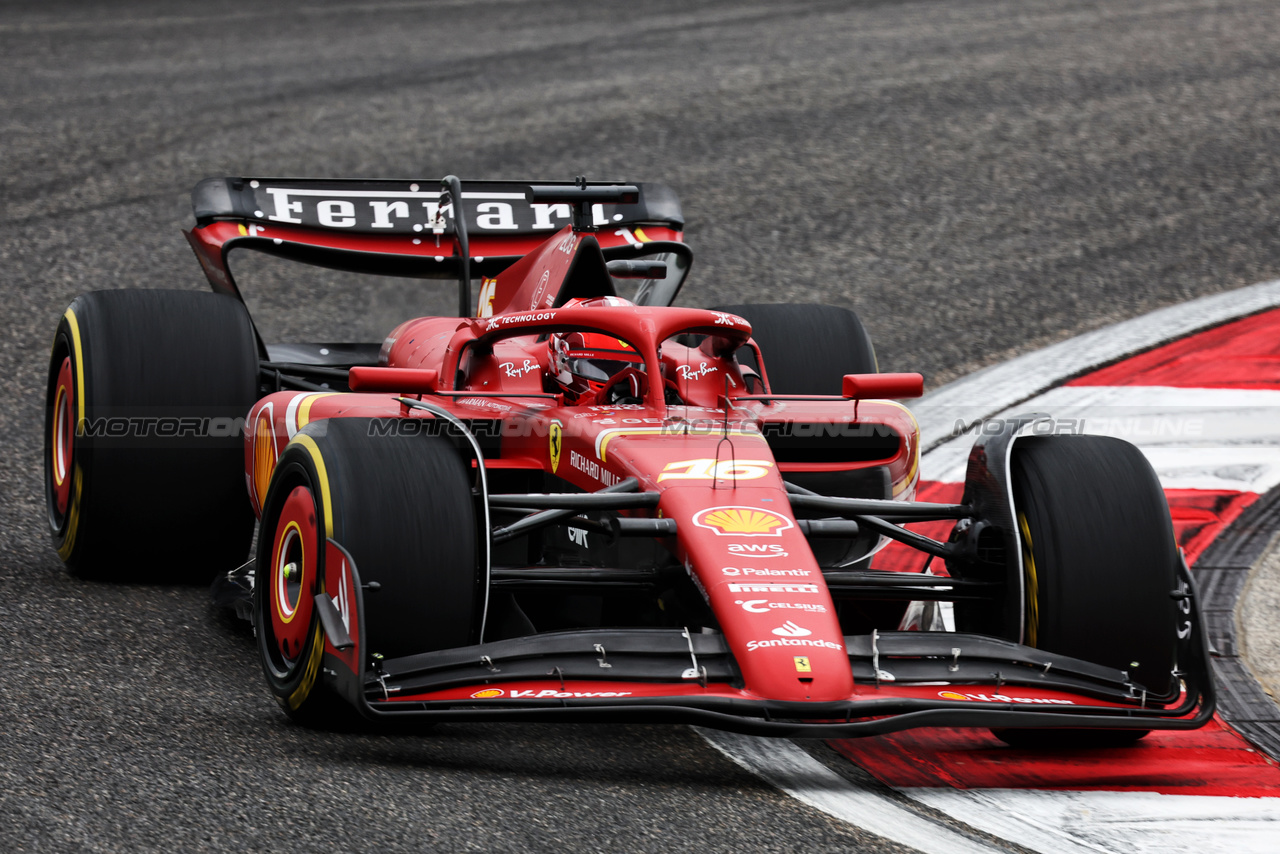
[660,487,855,702]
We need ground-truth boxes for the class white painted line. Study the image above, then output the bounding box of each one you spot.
[923,385,1280,492]
[905,789,1280,854]
[925,444,1280,494]
[990,385,1280,450]
[1139,447,1280,493]
[913,278,1280,450]
[697,729,1003,854]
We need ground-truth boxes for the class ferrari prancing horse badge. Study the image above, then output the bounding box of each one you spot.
[549,420,563,473]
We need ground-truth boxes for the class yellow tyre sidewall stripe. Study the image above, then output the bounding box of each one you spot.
[288,622,327,711]
[56,467,83,560]
[55,308,86,560]
[289,433,334,539]
[280,431,334,709]
[64,308,86,437]
[1018,511,1040,647]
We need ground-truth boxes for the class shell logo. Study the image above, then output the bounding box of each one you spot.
[938,691,970,701]
[693,506,794,537]
[251,408,277,510]
[470,688,504,699]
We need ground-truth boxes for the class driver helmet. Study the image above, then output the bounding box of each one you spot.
[549,297,644,402]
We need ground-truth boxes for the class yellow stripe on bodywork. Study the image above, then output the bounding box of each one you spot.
[290,433,334,538]
[298,392,336,430]
[893,446,920,498]
[596,426,760,463]
[870,399,920,498]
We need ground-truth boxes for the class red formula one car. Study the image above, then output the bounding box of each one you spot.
[44,176,1213,741]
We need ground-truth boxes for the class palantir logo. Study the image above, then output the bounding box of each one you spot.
[771,621,811,638]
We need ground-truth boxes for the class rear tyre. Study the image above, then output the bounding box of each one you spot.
[255,418,481,727]
[991,435,1179,748]
[711,303,877,394]
[43,289,259,581]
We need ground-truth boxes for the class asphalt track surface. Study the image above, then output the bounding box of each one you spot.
[4,1,1280,851]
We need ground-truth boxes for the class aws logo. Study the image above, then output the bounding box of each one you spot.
[728,543,788,557]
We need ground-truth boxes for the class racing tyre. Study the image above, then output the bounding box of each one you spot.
[993,434,1179,748]
[44,289,259,581]
[255,418,481,727]
[711,303,877,393]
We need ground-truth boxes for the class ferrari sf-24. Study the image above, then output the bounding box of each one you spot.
[43,176,1213,742]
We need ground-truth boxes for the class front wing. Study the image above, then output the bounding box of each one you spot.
[310,541,1215,738]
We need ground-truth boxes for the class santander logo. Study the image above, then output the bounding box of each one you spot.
[771,621,811,638]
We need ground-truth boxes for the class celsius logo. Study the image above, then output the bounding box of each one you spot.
[771,621,811,637]
[735,599,827,614]
[728,543,788,557]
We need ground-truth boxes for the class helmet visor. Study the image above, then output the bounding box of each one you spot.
[567,357,642,382]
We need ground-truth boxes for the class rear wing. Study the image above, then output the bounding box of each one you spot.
[183,176,688,313]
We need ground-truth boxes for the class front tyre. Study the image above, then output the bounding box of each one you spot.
[255,418,482,727]
[993,434,1179,748]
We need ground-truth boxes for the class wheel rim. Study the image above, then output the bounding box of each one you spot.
[269,485,318,666]
[50,355,75,518]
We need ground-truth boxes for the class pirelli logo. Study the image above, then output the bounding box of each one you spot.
[727,583,819,594]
